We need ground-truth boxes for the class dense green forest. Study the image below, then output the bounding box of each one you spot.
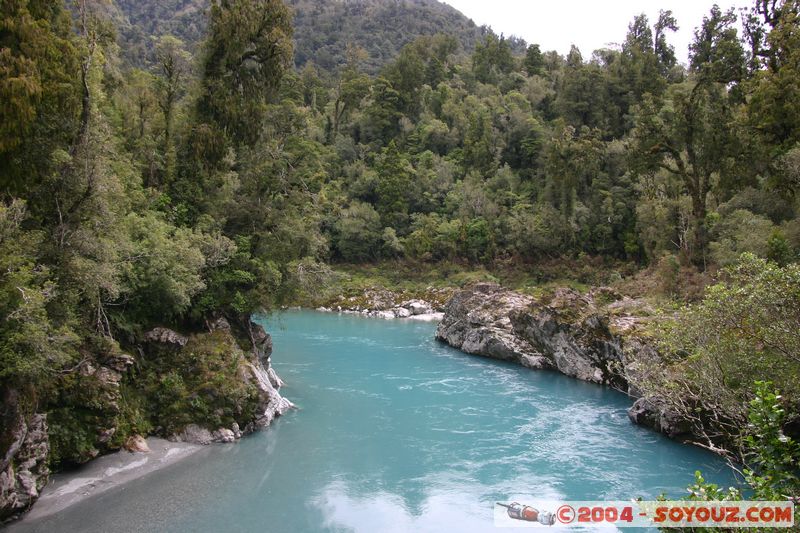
[1,0,799,516]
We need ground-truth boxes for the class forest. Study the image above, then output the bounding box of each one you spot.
[1,0,799,518]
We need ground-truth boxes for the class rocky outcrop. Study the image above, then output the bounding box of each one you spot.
[627,398,691,439]
[42,350,138,467]
[1,390,50,523]
[436,284,632,389]
[143,327,188,347]
[148,321,295,445]
[436,283,689,439]
[243,322,295,431]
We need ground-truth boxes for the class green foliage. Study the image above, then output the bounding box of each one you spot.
[684,471,743,502]
[743,382,800,499]
[375,142,414,228]
[196,0,293,146]
[117,213,217,325]
[0,0,79,191]
[139,331,260,435]
[472,34,514,84]
[677,382,798,531]
[0,200,77,389]
[290,0,485,75]
[508,203,565,257]
[191,235,282,321]
[523,44,544,77]
[363,77,404,144]
[334,202,384,262]
[638,254,800,447]
[708,209,775,267]
[766,229,795,265]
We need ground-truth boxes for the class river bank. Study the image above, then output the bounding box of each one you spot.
[433,283,694,440]
[11,438,203,526]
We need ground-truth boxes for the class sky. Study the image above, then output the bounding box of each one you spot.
[441,0,749,64]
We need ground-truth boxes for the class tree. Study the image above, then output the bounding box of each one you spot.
[654,10,679,76]
[523,44,544,77]
[471,33,514,84]
[543,124,604,221]
[636,254,800,451]
[463,106,498,176]
[619,13,673,100]
[375,141,414,229]
[327,49,370,143]
[384,34,458,117]
[155,36,191,185]
[195,0,293,147]
[0,200,76,390]
[0,0,80,194]
[555,46,617,132]
[362,77,403,144]
[630,7,747,264]
[334,202,383,262]
[747,1,800,166]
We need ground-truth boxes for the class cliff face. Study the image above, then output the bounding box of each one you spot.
[435,283,688,439]
[0,320,292,522]
[0,391,49,522]
[435,284,632,388]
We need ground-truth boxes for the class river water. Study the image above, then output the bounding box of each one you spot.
[12,311,737,532]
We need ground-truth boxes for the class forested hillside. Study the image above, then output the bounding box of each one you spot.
[113,0,497,73]
[2,0,800,520]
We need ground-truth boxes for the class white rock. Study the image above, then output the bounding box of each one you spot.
[407,301,431,315]
[212,428,236,443]
[174,424,213,445]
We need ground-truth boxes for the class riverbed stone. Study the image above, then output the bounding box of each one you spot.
[393,307,411,318]
[123,435,151,453]
[406,300,431,315]
[628,398,692,439]
[212,429,236,443]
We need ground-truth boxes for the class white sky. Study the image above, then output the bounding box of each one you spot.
[441,0,750,64]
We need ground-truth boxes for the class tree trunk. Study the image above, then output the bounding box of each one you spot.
[690,186,709,268]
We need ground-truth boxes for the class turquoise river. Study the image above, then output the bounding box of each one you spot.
[12,311,737,532]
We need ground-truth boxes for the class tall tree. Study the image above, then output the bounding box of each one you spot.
[471,33,514,84]
[155,35,191,185]
[0,0,80,194]
[630,7,747,264]
[747,0,800,165]
[195,0,293,147]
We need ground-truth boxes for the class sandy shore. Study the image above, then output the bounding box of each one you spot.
[15,438,203,524]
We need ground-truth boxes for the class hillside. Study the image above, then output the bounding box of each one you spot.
[112,0,494,73]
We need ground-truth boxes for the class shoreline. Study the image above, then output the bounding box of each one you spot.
[8,438,204,527]
[315,307,445,322]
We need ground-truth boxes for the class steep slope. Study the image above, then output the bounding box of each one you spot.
[111,0,491,73]
[289,0,488,73]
